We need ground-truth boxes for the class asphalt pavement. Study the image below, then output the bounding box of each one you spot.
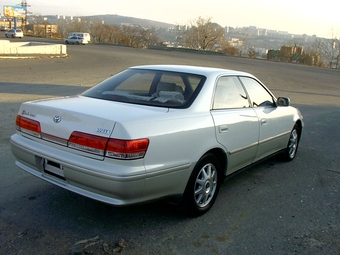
[0,39,339,255]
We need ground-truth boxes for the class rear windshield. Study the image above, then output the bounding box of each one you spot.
[82,68,206,108]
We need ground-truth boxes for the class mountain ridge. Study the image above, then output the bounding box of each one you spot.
[82,14,176,28]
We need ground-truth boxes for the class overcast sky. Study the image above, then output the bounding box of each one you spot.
[2,0,339,38]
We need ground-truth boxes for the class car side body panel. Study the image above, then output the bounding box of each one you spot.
[253,106,296,161]
[211,108,260,174]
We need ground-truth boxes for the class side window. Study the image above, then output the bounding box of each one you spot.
[213,76,249,109]
[239,77,274,107]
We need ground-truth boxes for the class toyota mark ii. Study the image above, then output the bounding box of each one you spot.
[10,65,303,216]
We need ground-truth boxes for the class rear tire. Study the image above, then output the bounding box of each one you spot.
[182,153,221,217]
[283,124,300,161]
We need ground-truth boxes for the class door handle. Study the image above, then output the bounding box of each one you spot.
[219,125,229,133]
[261,118,267,125]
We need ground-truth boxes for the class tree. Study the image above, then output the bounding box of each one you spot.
[307,29,340,68]
[140,27,159,48]
[279,45,295,62]
[323,38,340,68]
[121,25,158,48]
[26,15,49,37]
[248,48,258,59]
[324,29,340,69]
[184,17,225,51]
[279,45,304,63]
[303,39,324,67]
[55,19,70,38]
[235,27,251,57]
[220,41,239,56]
[91,23,122,44]
[67,17,91,33]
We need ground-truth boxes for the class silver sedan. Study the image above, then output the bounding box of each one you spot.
[5,29,24,38]
[64,36,88,45]
[10,65,303,216]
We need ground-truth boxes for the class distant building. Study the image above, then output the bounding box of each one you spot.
[26,24,58,37]
[229,38,244,47]
[268,45,304,62]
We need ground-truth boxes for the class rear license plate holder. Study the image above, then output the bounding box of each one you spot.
[43,159,66,180]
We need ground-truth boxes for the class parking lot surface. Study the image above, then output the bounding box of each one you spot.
[1,41,339,254]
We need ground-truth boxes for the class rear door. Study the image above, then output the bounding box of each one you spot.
[211,76,259,174]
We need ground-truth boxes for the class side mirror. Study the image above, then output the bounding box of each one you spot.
[277,97,290,106]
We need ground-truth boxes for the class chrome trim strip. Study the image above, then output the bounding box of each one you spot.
[259,131,290,145]
[228,131,290,155]
[229,142,258,155]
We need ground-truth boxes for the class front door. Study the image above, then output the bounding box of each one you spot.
[239,76,291,161]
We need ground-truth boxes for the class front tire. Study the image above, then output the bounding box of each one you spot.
[182,153,221,217]
[283,124,300,161]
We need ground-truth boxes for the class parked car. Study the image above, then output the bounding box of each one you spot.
[0,26,9,31]
[64,36,88,45]
[68,32,91,43]
[5,29,23,38]
[10,65,303,216]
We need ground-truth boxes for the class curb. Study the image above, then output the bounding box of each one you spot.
[0,54,68,59]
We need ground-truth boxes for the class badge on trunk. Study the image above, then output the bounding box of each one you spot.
[53,115,61,123]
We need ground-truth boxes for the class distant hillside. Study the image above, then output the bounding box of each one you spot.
[83,14,176,28]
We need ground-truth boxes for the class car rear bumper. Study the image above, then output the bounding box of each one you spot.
[10,133,191,205]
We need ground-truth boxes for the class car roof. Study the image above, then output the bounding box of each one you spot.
[129,65,253,77]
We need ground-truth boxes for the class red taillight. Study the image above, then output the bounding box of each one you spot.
[68,131,108,156]
[16,115,41,137]
[106,138,149,160]
[15,115,149,160]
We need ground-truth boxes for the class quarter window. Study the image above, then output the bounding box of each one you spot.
[213,76,249,109]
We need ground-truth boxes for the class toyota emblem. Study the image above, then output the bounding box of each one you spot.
[53,115,62,123]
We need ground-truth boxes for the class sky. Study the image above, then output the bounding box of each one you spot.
[1,0,340,38]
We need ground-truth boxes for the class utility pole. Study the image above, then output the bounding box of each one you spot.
[20,0,31,27]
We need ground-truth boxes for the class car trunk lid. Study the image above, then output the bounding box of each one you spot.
[17,95,168,157]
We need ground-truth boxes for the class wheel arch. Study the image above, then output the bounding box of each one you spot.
[205,147,228,178]
[180,148,226,216]
[295,119,303,141]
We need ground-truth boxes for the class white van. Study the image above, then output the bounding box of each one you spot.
[68,32,91,43]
